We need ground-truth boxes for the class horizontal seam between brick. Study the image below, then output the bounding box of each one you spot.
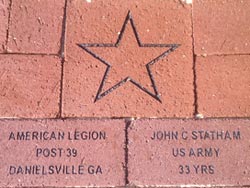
[0,53,59,56]
[0,117,250,121]
[195,53,250,57]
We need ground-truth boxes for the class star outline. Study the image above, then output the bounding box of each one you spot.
[78,10,180,103]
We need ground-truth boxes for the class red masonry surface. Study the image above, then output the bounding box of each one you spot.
[6,0,65,54]
[193,0,250,55]
[197,55,250,117]
[128,119,250,186]
[63,0,194,118]
[0,55,61,118]
[0,0,250,187]
[0,0,9,52]
[0,119,125,187]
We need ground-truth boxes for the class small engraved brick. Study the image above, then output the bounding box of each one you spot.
[0,119,125,187]
[128,119,250,186]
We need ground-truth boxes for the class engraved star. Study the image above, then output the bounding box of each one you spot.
[78,11,180,102]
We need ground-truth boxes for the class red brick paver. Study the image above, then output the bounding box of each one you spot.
[0,55,61,118]
[0,0,249,187]
[63,0,194,118]
[128,119,250,186]
[193,0,250,55]
[0,0,9,52]
[0,119,125,187]
[7,0,65,54]
[196,55,250,117]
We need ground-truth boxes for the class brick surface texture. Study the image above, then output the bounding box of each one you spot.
[0,0,249,187]
[63,0,194,118]
[193,0,250,55]
[7,0,65,54]
[197,55,250,117]
[0,55,61,118]
[0,119,125,187]
[0,0,9,52]
[128,119,250,186]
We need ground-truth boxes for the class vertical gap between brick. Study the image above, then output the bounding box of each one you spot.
[58,0,68,118]
[58,58,65,118]
[59,0,68,58]
[191,3,199,117]
[124,118,131,186]
[5,0,12,52]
